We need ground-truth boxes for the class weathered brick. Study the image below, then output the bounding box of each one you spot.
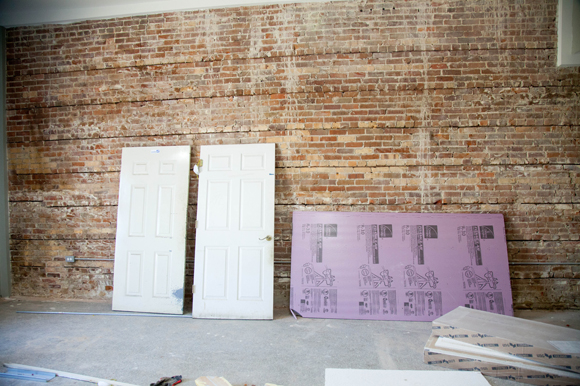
[5,0,580,310]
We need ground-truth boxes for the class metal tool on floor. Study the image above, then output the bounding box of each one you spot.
[0,367,56,382]
[151,375,183,386]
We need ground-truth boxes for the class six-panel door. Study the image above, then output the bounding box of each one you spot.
[192,143,275,319]
[112,146,191,314]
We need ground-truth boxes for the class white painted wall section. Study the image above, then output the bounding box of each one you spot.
[0,0,340,27]
[558,0,580,67]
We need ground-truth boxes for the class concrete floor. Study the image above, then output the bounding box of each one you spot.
[0,298,579,386]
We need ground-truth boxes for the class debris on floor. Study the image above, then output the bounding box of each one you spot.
[195,376,233,386]
[2,363,140,386]
[151,375,182,386]
[0,367,56,382]
[16,310,191,318]
[324,369,492,386]
[424,306,580,385]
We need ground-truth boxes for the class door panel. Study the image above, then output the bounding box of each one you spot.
[112,146,191,314]
[156,186,174,237]
[240,180,265,230]
[208,154,232,171]
[238,247,264,300]
[129,186,146,236]
[206,181,231,229]
[203,247,229,300]
[153,252,171,297]
[193,143,275,319]
[242,153,266,170]
[126,252,143,296]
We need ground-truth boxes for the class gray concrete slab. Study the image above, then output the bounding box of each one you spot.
[0,297,578,386]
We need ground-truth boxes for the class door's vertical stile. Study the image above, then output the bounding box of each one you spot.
[192,144,275,319]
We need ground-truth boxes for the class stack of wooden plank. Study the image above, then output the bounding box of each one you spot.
[423,307,580,386]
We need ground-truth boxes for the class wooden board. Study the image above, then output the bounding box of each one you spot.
[325,369,491,386]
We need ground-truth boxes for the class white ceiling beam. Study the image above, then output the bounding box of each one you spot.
[0,0,334,28]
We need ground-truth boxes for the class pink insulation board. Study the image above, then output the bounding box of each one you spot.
[289,212,513,321]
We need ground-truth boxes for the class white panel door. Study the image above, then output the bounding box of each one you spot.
[193,143,275,319]
[112,146,191,314]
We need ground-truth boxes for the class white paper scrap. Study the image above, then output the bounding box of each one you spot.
[435,337,528,362]
[548,341,580,353]
[325,369,491,386]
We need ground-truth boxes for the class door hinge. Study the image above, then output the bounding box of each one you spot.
[193,159,203,178]
[195,220,198,229]
[192,285,195,294]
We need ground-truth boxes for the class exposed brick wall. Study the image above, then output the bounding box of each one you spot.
[5,0,580,309]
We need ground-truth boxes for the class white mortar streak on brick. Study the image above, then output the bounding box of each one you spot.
[493,0,509,74]
[279,7,301,129]
[199,10,219,132]
[280,6,300,94]
[244,8,265,133]
[176,12,188,64]
[417,3,433,206]
[277,4,298,58]
[249,10,263,60]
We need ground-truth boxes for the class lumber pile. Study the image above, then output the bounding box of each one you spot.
[424,307,580,385]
